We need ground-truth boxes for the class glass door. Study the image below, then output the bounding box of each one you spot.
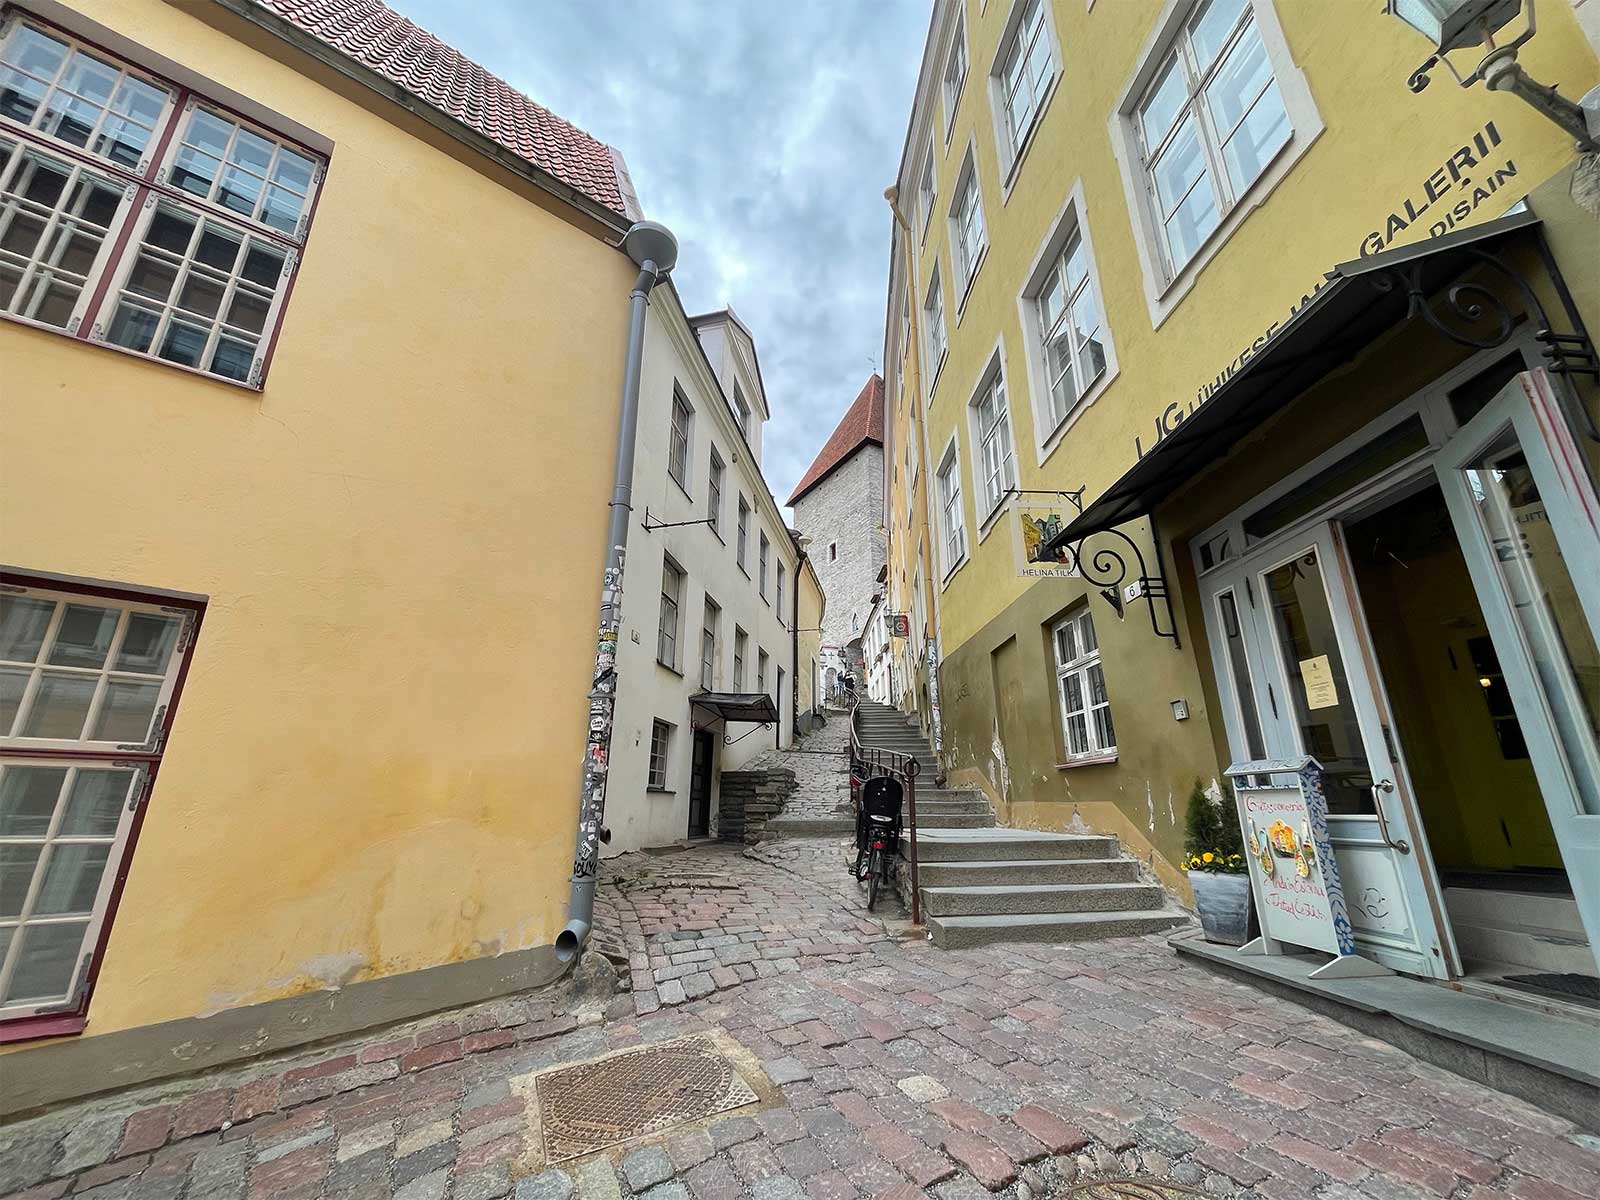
[1437,372,1600,962]
[1203,524,1456,977]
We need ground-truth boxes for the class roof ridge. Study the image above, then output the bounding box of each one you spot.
[787,373,885,507]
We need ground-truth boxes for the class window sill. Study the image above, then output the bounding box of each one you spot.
[657,661,684,678]
[0,1012,86,1044]
[669,476,693,501]
[998,73,1060,205]
[645,786,675,795]
[953,249,988,324]
[1056,752,1118,770]
[1036,362,1119,467]
[709,527,725,545]
[1,311,267,393]
[976,496,1009,544]
[738,565,750,579]
[926,352,946,402]
[940,554,969,591]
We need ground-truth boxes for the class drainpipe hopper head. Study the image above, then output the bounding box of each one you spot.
[623,221,678,273]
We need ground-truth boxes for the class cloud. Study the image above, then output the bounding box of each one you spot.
[396,0,928,512]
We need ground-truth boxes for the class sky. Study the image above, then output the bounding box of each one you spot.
[398,0,930,513]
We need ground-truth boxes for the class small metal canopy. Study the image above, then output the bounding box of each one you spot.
[689,692,779,724]
[1043,209,1590,550]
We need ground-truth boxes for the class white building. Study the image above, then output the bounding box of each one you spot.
[606,297,799,853]
[862,591,892,705]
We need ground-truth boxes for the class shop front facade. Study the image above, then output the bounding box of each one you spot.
[882,0,1600,977]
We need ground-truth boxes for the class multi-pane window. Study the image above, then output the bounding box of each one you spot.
[733,627,747,690]
[1054,609,1116,758]
[1037,232,1106,429]
[707,447,724,534]
[737,497,750,573]
[828,543,837,562]
[700,598,718,691]
[1135,0,1290,276]
[658,557,683,670]
[0,581,198,1023]
[936,447,966,574]
[103,202,289,383]
[943,16,967,134]
[0,16,322,385]
[775,666,784,717]
[916,145,935,237]
[648,720,671,789]
[732,383,750,436]
[973,375,1015,515]
[757,649,768,695]
[923,268,947,378]
[950,164,985,293]
[668,389,692,491]
[776,562,786,620]
[758,532,770,600]
[997,0,1056,157]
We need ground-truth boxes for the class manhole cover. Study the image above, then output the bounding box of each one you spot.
[534,1035,758,1162]
[1064,1182,1205,1198]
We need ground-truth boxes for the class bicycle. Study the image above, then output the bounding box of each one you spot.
[853,776,904,912]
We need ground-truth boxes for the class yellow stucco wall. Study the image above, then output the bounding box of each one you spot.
[1,0,634,1037]
[798,558,825,716]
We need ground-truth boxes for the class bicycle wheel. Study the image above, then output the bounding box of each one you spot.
[866,849,880,911]
[853,848,869,882]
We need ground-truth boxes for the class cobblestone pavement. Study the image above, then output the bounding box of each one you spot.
[738,715,852,825]
[4,838,1599,1200]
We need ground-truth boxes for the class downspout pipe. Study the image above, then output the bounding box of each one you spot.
[558,221,679,963]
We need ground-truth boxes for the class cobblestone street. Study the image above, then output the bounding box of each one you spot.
[5,827,1599,1200]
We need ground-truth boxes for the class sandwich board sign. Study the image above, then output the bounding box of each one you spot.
[1225,758,1387,979]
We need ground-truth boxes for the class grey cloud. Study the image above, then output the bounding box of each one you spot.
[399,0,928,509]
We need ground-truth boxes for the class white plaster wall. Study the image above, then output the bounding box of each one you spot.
[605,296,797,855]
[792,446,886,661]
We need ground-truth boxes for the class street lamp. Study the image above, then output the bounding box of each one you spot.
[1385,0,1599,149]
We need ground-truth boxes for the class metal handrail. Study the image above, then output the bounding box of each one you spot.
[847,689,922,925]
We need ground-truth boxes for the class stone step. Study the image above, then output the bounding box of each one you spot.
[761,817,853,837]
[905,829,1120,862]
[905,799,990,815]
[915,857,1140,887]
[912,812,996,830]
[928,908,1192,949]
[920,881,1165,917]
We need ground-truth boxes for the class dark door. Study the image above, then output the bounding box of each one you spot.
[688,731,714,837]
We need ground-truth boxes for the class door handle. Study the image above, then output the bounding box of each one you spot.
[1371,779,1411,854]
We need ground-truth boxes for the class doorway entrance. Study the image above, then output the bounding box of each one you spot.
[688,731,714,838]
[1198,365,1600,991]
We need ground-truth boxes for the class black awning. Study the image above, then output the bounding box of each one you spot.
[690,692,779,723]
[1045,210,1542,548]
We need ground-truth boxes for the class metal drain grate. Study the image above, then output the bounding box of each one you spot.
[1064,1182,1206,1198]
[534,1035,758,1162]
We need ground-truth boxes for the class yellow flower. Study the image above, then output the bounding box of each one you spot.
[1202,852,1214,863]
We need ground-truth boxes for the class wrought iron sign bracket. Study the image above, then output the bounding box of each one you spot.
[724,721,773,746]
[642,508,717,532]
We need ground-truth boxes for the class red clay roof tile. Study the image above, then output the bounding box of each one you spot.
[254,0,631,219]
[787,374,885,506]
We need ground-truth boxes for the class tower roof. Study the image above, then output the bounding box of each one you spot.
[787,374,885,506]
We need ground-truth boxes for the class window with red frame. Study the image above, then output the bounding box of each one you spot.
[0,576,201,1029]
[0,11,325,386]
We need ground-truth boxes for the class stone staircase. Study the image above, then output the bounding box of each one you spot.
[855,699,1189,949]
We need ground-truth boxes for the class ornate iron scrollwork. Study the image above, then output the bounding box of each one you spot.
[1067,525,1180,647]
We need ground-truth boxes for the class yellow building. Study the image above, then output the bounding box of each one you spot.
[795,548,827,729]
[885,0,1600,995]
[0,0,645,1109]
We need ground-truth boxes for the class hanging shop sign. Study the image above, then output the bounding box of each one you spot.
[1014,502,1080,579]
[885,613,911,638]
[1227,758,1356,958]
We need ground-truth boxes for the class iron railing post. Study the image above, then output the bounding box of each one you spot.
[906,757,920,926]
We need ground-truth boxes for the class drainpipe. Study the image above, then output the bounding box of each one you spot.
[883,186,944,763]
[557,221,679,963]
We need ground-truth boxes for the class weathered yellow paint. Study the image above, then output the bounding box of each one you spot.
[797,556,826,718]
[2,0,634,1039]
[888,0,1599,868]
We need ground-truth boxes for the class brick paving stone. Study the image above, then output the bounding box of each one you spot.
[939,1133,1014,1192]
[683,1157,742,1200]
[621,1146,675,1192]
[709,1115,761,1151]
[750,1180,806,1200]
[574,1156,623,1200]
[456,1165,514,1200]
[1009,1105,1088,1155]
[394,1170,448,1200]
[514,1169,575,1200]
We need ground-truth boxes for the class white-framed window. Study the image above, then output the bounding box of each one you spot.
[648,719,672,789]
[667,387,692,491]
[1125,0,1302,285]
[700,597,719,690]
[828,542,837,563]
[916,142,935,239]
[942,12,968,138]
[0,577,201,1025]
[993,0,1058,166]
[935,439,967,577]
[970,369,1015,518]
[775,666,784,717]
[912,560,926,654]
[758,531,770,601]
[657,557,683,670]
[736,496,750,574]
[948,149,986,299]
[732,382,751,436]
[733,626,747,690]
[923,267,947,382]
[1053,608,1115,759]
[756,648,768,695]
[776,561,786,620]
[707,446,724,535]
[0,15,324,386]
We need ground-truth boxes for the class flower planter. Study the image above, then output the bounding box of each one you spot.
[1188,870,1254,946]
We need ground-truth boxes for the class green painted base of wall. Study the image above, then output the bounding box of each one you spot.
[2,943,569,1118]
